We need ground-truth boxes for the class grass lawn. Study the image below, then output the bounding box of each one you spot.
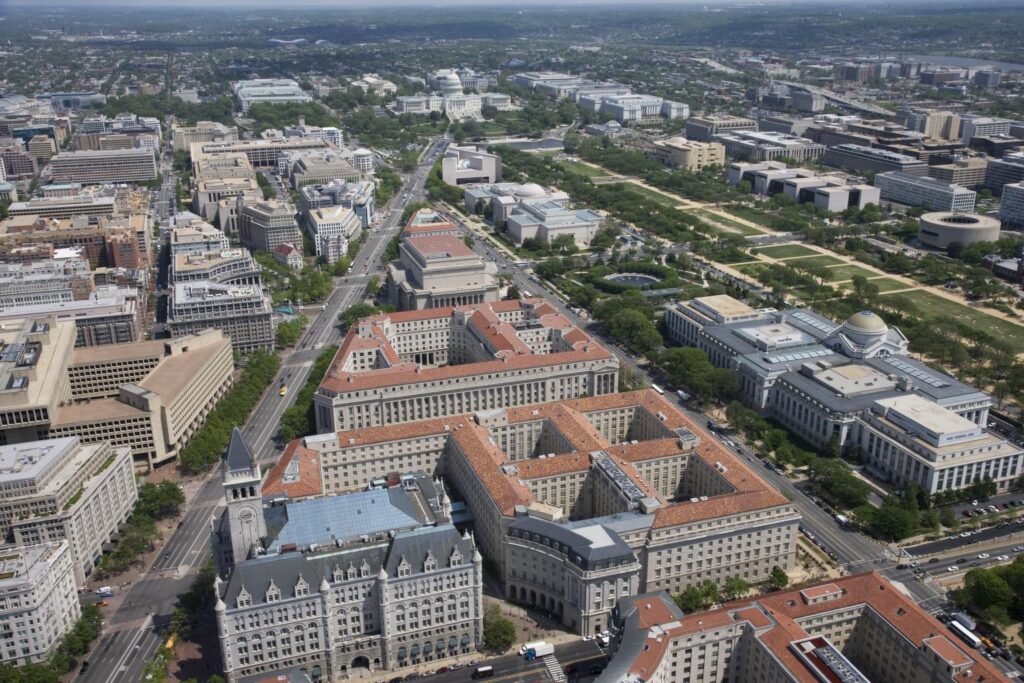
[880,290,1024,353]
[754,243,819,259]
[826,264,884,282]
[560,160,610,178]
[783,254,846,268]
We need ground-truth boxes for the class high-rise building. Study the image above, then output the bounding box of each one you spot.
[48,148,157,185]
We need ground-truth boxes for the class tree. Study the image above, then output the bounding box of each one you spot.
[339,302,381,328]
[768,566,789,590]
[675,586,706,612]
[722,576,750,601]
[482,605,516,653]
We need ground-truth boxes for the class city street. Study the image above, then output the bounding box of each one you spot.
[79,138,448,683]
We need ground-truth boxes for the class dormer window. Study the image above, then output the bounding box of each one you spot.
[266,580,281,603]
[236,587,251,609]
[295,575,309,598]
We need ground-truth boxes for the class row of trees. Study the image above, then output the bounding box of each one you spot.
[278,346,340,442]
[179,352,280,472]
[674,568,788,612]
[96,482,185,576]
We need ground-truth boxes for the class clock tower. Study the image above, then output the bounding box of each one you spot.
[223,427,266,566]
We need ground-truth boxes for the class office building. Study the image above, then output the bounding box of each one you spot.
[191,138,329,171]
[603,572,1005,683]
[0,285,142,347]
[685,115,757,142]
[1,144,39,180]
[299,180,375,229]
[712,130,825,162]
[665,296,1020,493]
[233,79,311,113]
[47,148,157,185]
[172,121,239,151]
[823,144,928,175]
[441,145,502,186]
[875,172,976,212]
[307,205,361,265]
[648,138,726,171]
[0,318,234,470]
[295,389,798,634]
[350,74,397,96]
[984,152,1024,193]
[0,438,136,584]
[918,212,1001,249]
[284,150,362,188]
[313,299,619,433]
[0,542,79,666]
[171,248,262,286]
[927,157,988,190]
[170,218,231,255]
[999,181,1024,228]
[169,282,274,352]
[282,118,343,148]
[961,115,1014,144]
[386,232,499,310]
[900,109,961,140]
[211,431,483,682]
[577,94,688,123]
[0,256,93,308]
[238,200,303,255]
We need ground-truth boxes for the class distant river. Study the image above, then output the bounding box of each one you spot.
[905,54,1024,72]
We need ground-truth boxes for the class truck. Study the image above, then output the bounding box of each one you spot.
[523,641,554,660]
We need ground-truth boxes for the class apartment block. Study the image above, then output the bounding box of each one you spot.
[649,137,726,171]
[48,148,157,185]
[0,542,80,666]
[168,282,274,352]
[313,299,619,433]
[0,438,136,584]
[875,171,976,212]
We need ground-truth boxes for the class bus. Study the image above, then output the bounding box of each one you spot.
[650,384,665,395]
[471,665,494,679]
[949,621,983,650]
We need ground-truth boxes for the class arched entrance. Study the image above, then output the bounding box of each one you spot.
[349,655,372,678]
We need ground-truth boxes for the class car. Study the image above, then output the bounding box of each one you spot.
[997,555,1010,561]
[978,553,991,559]
[947,566,959,572]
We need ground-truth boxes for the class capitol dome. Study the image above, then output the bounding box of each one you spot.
[515,183,546,198]
[437,73,463,97]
